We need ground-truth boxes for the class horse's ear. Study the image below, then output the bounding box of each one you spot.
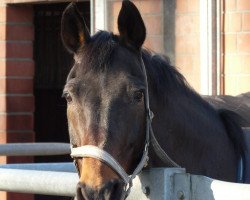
[118,0,146,49]
[61,3,90,53]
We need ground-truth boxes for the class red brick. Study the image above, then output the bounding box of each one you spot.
[144,15,163,35]
[6,42,33,59]
[5,24,34,40]
[112,15,118,34]
[242,56,250,73]
[111,1,122,17]
[0,96,34,112]
[0,130,34,164]
[8,156,34,164]
[225,0,236,11]
[0,114,33,130]
[0,7,6,23]
[6,6,33,23]
[6,131,35,143]
[176,15,199,35]
[224,55,243,74]
[225,13,242,32]
[176,35,200,54]
[238,76,250,94]
[184,73,201,91]
[0,78,33,94]
[175,55,200,72]
[0,42,6,58]
[238,34,250,53]
[224,34,237,53]
[237,0,250,10]
[242,13,250,31]
[226,75,250,95]
[0,60,34,77]
[0,42,33,58]
[176,0,188,13]
[0,192,7,200]
[134,0,162,15]
[144,36,164,53]
[0,156,7,164]
[188,0,199,13]
[0,24,6,40]
[7,192,33,200]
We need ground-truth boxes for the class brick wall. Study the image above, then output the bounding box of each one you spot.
[175,0,200,92]
[0,3,34,200]
[223,0,250,95]
[107,0,201,92]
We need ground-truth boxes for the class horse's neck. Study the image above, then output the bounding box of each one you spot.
[150,91,226,168]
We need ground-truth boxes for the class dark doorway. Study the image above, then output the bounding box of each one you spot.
[33,2,90,200]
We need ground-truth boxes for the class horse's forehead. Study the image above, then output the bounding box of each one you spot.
[75,52,140,81]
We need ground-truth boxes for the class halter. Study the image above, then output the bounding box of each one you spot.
[70,51,180,199]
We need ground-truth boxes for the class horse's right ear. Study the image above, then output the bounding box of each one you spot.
[61,3,90,53]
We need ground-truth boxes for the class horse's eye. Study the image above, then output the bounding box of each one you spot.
[133,91,144,102]
[64,92,72,103]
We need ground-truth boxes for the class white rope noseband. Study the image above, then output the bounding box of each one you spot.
[71,143,149,197]
[71,145,141,185]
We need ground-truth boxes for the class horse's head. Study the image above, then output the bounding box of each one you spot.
[61,1,148,199]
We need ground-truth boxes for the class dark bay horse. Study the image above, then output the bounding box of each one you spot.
[61,1,246,199]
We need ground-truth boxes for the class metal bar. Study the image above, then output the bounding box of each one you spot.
[90,0,95,34]
[216,0,221,95]
[200,0,217,95]
[0,163,76,172]
[173,173,250,200]
[0,143,70,156]
[1,167,250,199]
[0,167,185,198]
[0,169,78,196]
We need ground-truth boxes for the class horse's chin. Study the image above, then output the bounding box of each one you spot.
[76,179,125,200]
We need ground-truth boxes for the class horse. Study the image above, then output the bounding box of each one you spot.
[61,1,246,199]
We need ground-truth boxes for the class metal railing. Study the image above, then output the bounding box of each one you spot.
[0,142,70,156]
[0,128,249,200]
[0,167,250,199]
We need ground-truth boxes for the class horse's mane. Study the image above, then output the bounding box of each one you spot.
[141,48,214,110]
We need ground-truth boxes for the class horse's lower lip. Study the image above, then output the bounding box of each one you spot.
[76,179,124,200]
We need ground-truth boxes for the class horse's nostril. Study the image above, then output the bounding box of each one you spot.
[76,180,124,200]
[76,182,96,200]
[76,183,85,200]
[100,179,124,200]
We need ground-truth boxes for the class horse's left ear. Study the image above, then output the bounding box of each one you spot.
[118,0,146,49]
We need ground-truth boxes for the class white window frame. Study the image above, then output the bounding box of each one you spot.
[200,0,221,95]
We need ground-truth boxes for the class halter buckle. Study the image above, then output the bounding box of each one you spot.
[149,110,154,120]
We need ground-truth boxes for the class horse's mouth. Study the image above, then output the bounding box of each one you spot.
[76,179,125,200]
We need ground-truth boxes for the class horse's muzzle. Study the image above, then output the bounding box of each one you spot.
[76,179,124,200]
